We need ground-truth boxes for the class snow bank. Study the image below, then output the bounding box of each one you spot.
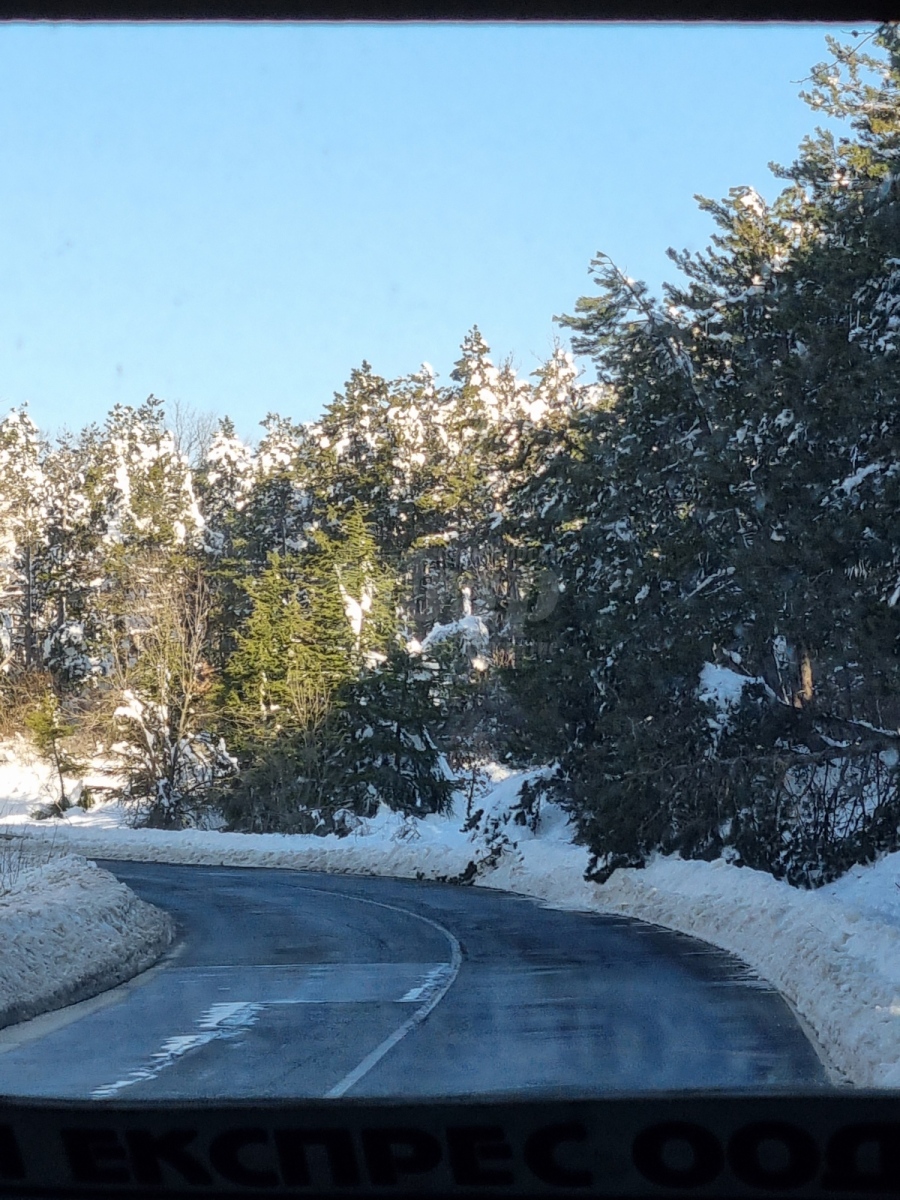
[463,819,900,1087]
[6,820,481,879]
[4,748,900,1087]
[0,759,555,886]
[595,857,900,1088]
[0,843,176,1030]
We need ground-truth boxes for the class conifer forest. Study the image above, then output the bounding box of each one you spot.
[2,28,900,888]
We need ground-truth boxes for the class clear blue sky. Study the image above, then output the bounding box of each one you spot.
[0,22,873,442]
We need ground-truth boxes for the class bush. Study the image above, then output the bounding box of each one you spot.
[0,671,53,740]
[217,712,365,834]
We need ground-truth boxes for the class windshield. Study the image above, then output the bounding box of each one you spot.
[0,20,896,1134]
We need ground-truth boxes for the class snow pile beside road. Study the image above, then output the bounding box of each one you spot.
[0,799,478,877]
[4,747,900,1086]
[0,844,176,1030]
[481,822,900,1087]
[12,819,483,879]
[595,856,900,1088]
[0,759,558,885]
[0,742,58,813]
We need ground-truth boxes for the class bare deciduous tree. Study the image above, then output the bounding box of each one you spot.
[109,554,233,826]
[166,398,219,468]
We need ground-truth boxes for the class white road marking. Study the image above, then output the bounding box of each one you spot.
[90,1002,263,1099]
[314,891,463,1099]
[399,964,452,1003]
[87,964,447,1100]
[90,883,463,1102]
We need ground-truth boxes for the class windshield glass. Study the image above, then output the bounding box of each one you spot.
[0,20,896,1109]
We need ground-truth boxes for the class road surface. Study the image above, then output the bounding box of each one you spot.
[0,862,829,1100]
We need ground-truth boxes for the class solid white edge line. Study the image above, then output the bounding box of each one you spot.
[50,871,461,1102]
[287,887,463,1099]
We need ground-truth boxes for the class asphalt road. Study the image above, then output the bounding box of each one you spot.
[0,862,829,1100]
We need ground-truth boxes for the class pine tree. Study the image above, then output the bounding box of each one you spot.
[339,644,455,817]
[39,427,108,685]
[222,551,330,747]
[25,689,85,816]
[197,418,256,560]
[508,25,900,884]
[222,506,395,748]
[219,508,400,831]
[240,413,312,565]
[196,417,265,672]
[98,396,203,552]
[0,409,48,673]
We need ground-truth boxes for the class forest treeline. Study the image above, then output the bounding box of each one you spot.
[2,27,899,886]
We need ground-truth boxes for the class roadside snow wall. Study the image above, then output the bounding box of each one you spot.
[0,848,176,1030]
[486,850,899,1089]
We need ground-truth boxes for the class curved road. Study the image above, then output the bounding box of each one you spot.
[0,863,828,1100]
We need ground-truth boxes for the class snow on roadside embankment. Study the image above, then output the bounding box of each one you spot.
[585,859,900,1089]
[0,846,175,1030]
[468,826,900,1089]
[4,751,900,1086]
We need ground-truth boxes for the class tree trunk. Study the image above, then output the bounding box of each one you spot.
[794,643,814,708]
[22,543,35,670]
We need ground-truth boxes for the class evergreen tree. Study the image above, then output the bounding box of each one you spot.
[25,689,85,815]
[509,25,900,884]
[219,507,400,831]
[98,396,203,552]
[197,418,256,560]
[0,409,48,672]
[194,417,260,670]
[222,551,332,747]
[39,426,109,685]
[222,506,395,750]
[240,413,312,565]
[339,643,455,816]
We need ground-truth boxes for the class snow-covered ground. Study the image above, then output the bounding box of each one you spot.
[0,843,175,1030]
[3,745,900,1087]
